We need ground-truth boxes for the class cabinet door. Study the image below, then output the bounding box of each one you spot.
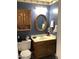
[33,40,56,59]
[17,9,24,29]
[23,10,30,29]
[17,9,31,31]
[23,10,29,25]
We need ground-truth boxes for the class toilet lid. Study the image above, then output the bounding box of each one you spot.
[20,50,31,57]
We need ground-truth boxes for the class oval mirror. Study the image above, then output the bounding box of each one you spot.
[34,14,48,31]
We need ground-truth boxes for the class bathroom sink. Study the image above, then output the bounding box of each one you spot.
[31,34,56,42]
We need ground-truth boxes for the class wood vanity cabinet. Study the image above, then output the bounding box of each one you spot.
[32,40,56,59]
[17,9,31,31]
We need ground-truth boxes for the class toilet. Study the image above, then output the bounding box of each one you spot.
[18,40,31,59]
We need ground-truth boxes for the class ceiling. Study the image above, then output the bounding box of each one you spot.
[17,0,58,5]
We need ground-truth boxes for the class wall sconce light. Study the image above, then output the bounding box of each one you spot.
[53,8,58,14]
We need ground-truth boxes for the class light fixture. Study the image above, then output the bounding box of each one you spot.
[35,6,48,15]
[53,8,58,14]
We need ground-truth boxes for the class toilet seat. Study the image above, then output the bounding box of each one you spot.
[20,50,31,57]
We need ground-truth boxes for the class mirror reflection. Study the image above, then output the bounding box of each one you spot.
[34,14,48,31]
[37,16,45,29]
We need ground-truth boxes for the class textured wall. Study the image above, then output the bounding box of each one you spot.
[49,2,58,25]
[17,2,49,37]
[17,2,58,39]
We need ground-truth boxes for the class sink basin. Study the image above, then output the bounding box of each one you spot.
[31,34,56,42]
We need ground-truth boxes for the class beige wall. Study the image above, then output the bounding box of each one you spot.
[56,0,61,59]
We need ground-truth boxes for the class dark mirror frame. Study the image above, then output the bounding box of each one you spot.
[34,14,48,32]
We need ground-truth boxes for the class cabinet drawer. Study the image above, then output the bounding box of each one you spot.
[34,40,56,46]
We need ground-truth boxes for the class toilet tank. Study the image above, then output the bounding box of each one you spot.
[18,40,31,51]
